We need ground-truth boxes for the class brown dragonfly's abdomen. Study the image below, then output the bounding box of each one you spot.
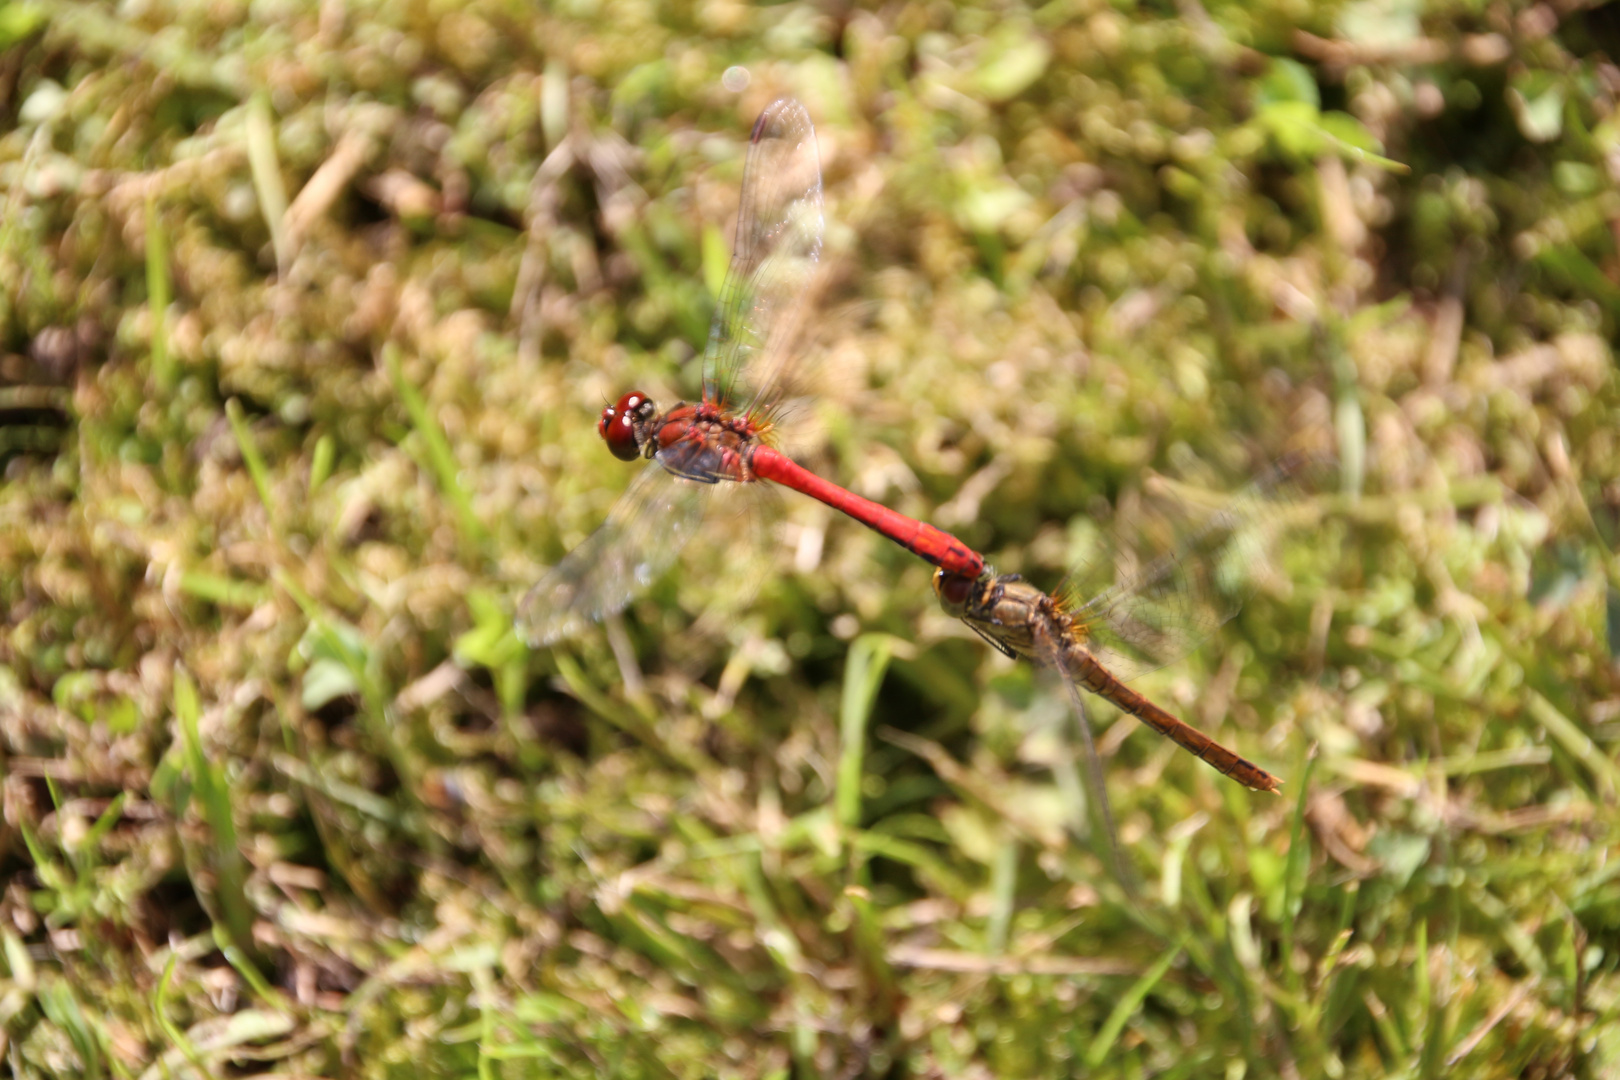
[1064,645,1282,793]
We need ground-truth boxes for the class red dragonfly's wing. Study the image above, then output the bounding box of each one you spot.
[1060,453,1327,682]
[517,460,709,648]
[701,98,825,419]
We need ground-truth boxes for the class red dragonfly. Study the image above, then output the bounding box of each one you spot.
[519,99,984,647]
[934,456,1323,797]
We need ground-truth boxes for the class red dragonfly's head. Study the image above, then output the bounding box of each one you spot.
[598,391,657,461]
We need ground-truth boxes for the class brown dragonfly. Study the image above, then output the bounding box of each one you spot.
[934,454,1325,799]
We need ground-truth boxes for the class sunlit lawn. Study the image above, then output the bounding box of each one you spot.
[2,1,1618,1077]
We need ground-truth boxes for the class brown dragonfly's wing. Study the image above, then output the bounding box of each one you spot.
[1061,453,1327,682]
[517,461,709,648]
[1034,621,1129,890]
[702,98,825,417]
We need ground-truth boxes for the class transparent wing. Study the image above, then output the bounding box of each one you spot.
[1035,622,1127,890]
[702,98,825,417]
[682,480,780,643]
[517,461,710,648]
[1061,453,1328,683]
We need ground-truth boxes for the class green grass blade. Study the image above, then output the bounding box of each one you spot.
[178,571,270,610]
[154,952,218,1080]
[986,835,1017,954]
[246,92,289,271]
[215,924,290,1013]
[174,667,256,963]
[76,792,125,858]
[1085,934,1187,1069]
[1527,689,1620,796]
[837,633,893,832]
[848,831,973,899]
[1280,744,1320,1002]
[145,196,173,393]
[384,343,488,553]
[224,398,278,535]
[308,431,335,493]
[38,979,103,1080]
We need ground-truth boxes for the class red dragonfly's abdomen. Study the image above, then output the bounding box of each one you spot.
[750,446,984,578]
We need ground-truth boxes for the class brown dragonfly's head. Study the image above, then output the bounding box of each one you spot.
[932,568,983,619]
[934,567,1038,661]
[598,391,658,461]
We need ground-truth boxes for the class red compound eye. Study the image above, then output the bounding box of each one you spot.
[933,570,976,613]
[599,391,647,462]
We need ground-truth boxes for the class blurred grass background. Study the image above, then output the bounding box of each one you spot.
[2,0,1619,1076]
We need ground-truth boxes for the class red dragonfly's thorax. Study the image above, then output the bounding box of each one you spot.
[599,393,761,476]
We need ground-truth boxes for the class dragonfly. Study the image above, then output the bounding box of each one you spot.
[934,456,1323,796]
[518,99,984,647]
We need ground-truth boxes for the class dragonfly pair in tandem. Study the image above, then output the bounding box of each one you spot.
[518,97,1303,801]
